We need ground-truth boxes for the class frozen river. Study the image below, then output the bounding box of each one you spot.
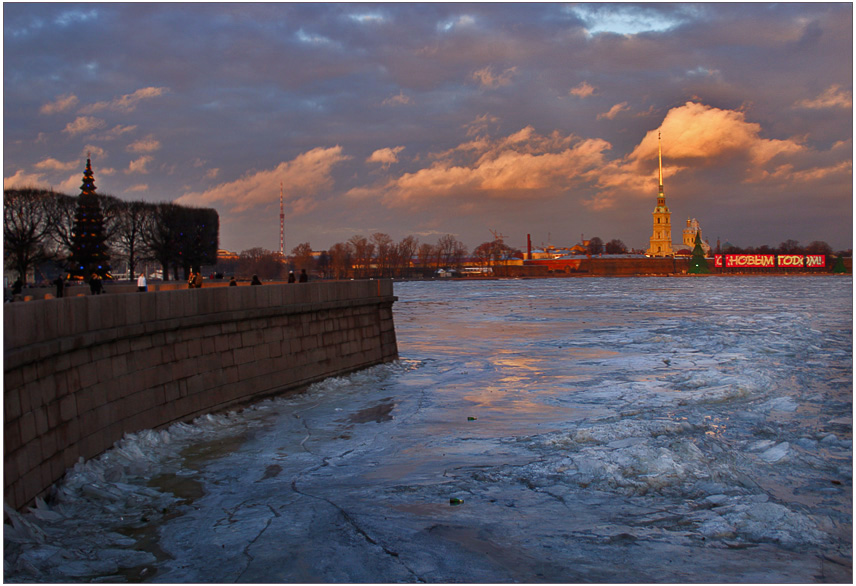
[5,276,852,582]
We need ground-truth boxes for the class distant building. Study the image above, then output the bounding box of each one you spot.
[682,218,711,256]
[646,132,673,257]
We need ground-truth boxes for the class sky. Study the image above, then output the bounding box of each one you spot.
[3,2,853,254]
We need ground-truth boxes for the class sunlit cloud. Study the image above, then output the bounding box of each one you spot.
[99,125,137,140]
[177,146,350,213]
[63,116,106,135]
[125,184,149,192]
[367,146,405,169]
[794,85,852,110]
[569,82,596,98]
[126,136,161,153]
[349,127,611,208]
[40,93,79,115]
[80,86,169,114]
[126,156,153,174]
[3,169,46,189]
[472,66,517,89]
[382,91,412,106]
[586,102,812,210]
[597,102,631,120]
[34,157,79,172]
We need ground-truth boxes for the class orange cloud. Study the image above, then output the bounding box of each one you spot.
[80,86,169,113]
[63,116,106,135]
[472,66,517,89]
[3,169,45,189]
[795,85,852,110]
[177,146,350,213]
[570,81,596,98]
[40,93,78,115]
[367,146,405,168]
[349,127,611,207]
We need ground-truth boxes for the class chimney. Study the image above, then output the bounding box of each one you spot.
[527,234,532,260]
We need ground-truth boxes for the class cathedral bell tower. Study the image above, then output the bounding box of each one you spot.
[646,132,673,257]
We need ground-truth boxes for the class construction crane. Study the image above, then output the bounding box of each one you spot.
[489,228,506,243]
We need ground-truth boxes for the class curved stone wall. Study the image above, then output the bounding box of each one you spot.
[4,280,397,511]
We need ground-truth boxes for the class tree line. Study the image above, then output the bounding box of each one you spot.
[220,233,472,281]
[4,188,218,284]
[716,239,843,256]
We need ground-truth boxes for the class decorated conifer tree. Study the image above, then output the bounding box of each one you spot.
[68,157,111,280]
[688,232,710,274]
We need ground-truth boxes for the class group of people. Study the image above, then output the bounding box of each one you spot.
[288,269,309,283]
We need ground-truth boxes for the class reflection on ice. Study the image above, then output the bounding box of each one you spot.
[4,276,852,583]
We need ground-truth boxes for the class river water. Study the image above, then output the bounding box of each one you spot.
[4,276,852,582]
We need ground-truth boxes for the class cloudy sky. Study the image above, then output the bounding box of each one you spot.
[4,2,853,253]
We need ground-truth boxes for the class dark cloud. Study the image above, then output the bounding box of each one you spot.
[4,2,852,252]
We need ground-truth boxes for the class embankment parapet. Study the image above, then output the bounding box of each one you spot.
[4,280,397,511]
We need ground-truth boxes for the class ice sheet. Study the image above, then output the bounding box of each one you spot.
[4,276,852,583]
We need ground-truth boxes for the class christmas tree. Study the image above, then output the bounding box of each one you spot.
[688,232,710,274]
[68,157,111,280]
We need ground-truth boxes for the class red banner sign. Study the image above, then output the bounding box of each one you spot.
[714,254,827,269]
[777,255,804,267]
[805,255,826,268]
[724,254,775,268]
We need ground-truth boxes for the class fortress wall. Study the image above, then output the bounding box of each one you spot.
[4,281,398,511]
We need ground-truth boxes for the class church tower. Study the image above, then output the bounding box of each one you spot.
[646,132,673,257]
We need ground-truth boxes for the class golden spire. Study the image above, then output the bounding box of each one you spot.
[658,131,663,194]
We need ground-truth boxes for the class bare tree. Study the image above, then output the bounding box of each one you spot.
[328,242,353,279]
[416,242,438,275]
[348,235,375,279]
[393,235,419,278]
[291,242,314,273]
[239,247,284,280]
[3,189,55,283]
[113,201,155,279]
[437,234,467,270]
[371,232,394,277]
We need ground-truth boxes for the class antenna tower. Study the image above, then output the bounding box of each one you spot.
[279,182,285,257]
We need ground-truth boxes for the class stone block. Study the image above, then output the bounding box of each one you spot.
[5,387,22,424]
[187,338,203,358]
[241,330,263,347]
[234,347,255,365]
[59,394,78,422]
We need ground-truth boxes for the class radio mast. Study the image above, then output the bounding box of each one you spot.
[279,182,285,257]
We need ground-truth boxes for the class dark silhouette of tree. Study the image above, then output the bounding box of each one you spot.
[393,235,419,278]
[113,201,156,280]
[587,236,604,255]
[3,189,55,284]
[605,239,627,254]
[778,239,803,254]
[142,203,218,280]
[372,232,394,277]
[348,235,375,279]
[805,240,833,255]
[328,242,353,279]
[238,247,283,280]
[437,234,467,270]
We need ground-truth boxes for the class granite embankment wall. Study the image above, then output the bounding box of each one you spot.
[4,281,398,511]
